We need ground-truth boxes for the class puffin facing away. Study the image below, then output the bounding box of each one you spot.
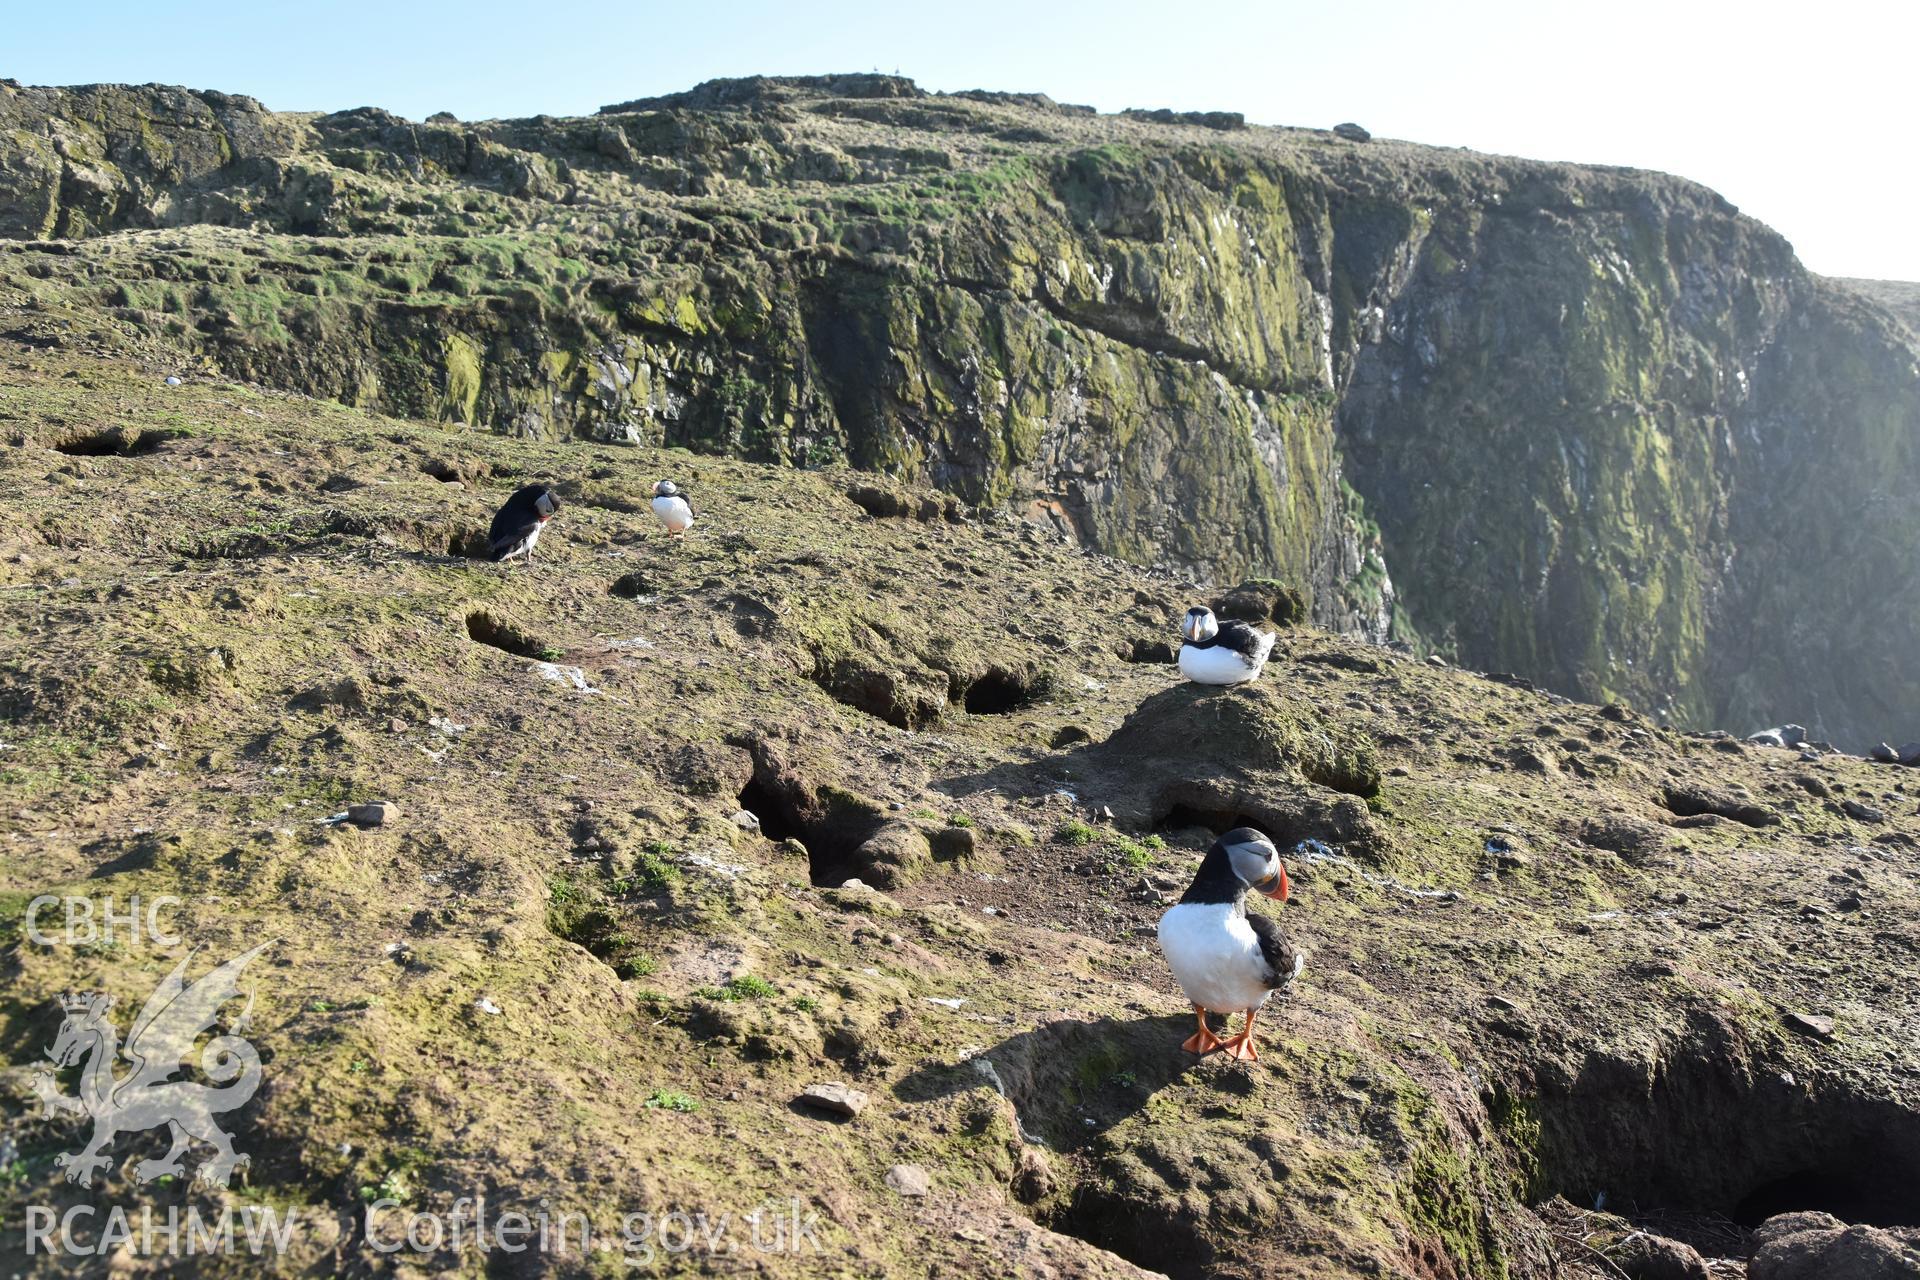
[487,484,561,564]
[652,480,695,537]
[1157,828,1302,1061]
[1178,606,1275,685]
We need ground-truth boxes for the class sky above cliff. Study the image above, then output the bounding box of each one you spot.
[8,0,1917,280]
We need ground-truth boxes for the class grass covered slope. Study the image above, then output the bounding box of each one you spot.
[1,345,1917,1277]
[2,74,1918,746]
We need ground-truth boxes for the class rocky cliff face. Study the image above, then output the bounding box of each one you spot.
[1,74,1915,744]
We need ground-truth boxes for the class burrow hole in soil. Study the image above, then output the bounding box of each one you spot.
[53,428,176,457]
[610,572,653,600]
[1525,1050,1920,1236]
[735,774,876,888]
[464,611,548,659]
[1152,803,1279,843]
[419,457,496,485]
[962,667,1044,715]
[1120,639,1175,664]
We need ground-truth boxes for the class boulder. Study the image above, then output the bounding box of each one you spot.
[1211,578,1306,626]
[1613,1231,1711,1280]
[1333,122,1372,142]
[1660,783,1779,828]
[1750,1211,1920,1279]
[1088,684,1382,836]
[1784,1011,1835,1039]
[884,1163,930,1196]
[851,820,933,889]
[345,802,395,828]
[1841,800,1887,824]
[797,1082,868,1118]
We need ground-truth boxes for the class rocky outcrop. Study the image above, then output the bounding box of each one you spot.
[1,74,1916,745]
[1750,1212,1920,1279]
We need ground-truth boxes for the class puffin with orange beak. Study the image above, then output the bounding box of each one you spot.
[486,484,561,566]
[651,480,696,537]
[1157,827,1303,1061]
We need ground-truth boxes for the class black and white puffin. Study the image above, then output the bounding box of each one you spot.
[651,480,695,536]
[487,484,561,564]
[1156,827,1303,1061]
[1178,606,1275,685]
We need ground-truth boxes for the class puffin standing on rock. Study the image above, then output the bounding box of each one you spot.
[651,480,696,537]
[1157,828,1303,1061]
[1178,606,1275,685]
[487,484,561,565]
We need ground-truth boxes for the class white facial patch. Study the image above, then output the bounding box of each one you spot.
[1225,838,1278,887]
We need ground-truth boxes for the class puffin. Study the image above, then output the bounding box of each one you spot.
[1178,606,1275,685]
[651,480,695,537]
[1156,827,1303,1061]
[487,484,561,564]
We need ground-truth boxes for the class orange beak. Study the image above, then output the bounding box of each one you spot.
[1263,865,1291,902]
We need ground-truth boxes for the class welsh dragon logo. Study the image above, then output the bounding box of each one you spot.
[35,942,272,1188]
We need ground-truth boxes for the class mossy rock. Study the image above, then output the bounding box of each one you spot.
[1213,578,1308,626]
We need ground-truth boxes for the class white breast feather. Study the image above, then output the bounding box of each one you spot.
[500,521,542,560]
[1179,637,1269,685]
[652,495,695,531]
[1157,902,1275,1013]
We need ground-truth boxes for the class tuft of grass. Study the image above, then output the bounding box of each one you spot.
[643,1088,700,1113]
[630,842,681,889]
[1057,820,1098,846]
[947,814,973,828]
[1109,834,1164,869]
[693,974,778,1003]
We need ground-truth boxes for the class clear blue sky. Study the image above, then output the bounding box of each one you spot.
[8,0,1917,279]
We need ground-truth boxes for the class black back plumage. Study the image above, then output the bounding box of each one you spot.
[487,484,557,560]
[1246,913,1302,989]
[1185,618,1267,657]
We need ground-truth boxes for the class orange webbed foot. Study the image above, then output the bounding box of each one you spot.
[1181,1006,1224,1054]
[1221,1007,1264,1061]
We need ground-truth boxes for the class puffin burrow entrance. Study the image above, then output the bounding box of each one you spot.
[960,666,1048,715]
[1732,1168,1920,1229]
[52,427,177,457]
[1512,1038,1920,1246]
[464,610,548,659]
[610,571,654,599]
[734,772,880,889]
